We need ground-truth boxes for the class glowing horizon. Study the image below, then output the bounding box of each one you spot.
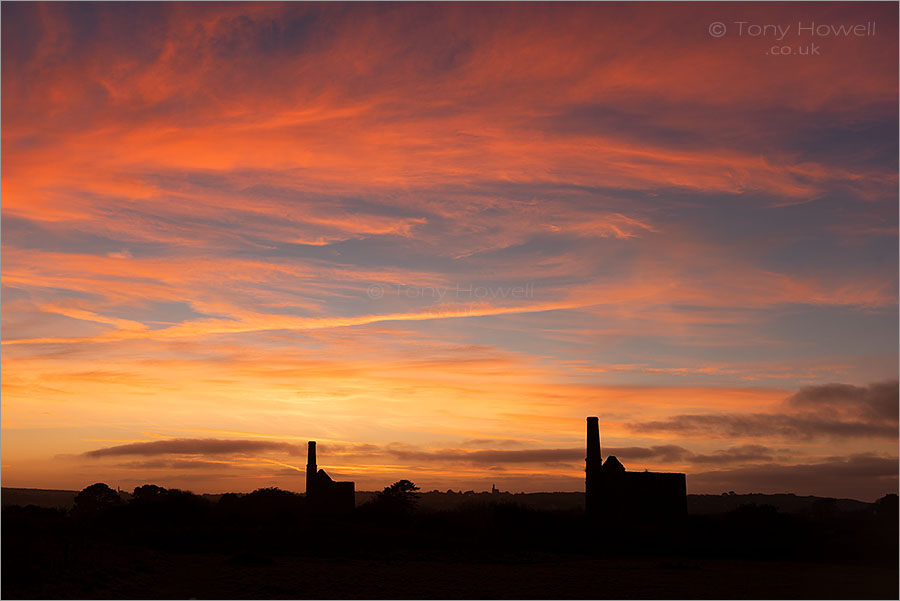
[2,2,897,501]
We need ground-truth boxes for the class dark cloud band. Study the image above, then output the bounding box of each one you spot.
[84,438,304,457]
[632,380,899,440]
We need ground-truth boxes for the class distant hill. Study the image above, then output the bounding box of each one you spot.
[407,490,875,514]
[411,490,585,512]
[2,487,877,514]
[687,493,872,514]
[1,488,220,509]
[2,488,78,509]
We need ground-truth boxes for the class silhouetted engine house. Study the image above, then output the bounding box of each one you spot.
[306,441,355,513]
[585,416,686,519]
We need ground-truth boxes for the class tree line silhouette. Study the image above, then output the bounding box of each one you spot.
[3,480,897,598]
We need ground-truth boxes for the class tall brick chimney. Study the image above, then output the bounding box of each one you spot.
[585,417,601,516]
[306,441,317,497]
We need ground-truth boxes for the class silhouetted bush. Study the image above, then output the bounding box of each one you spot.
[72,483,121,518]
[874,493,898,518]
[216,487,305,522]
[132,483,167,502]
[126,485,211,527]
[376,479,420,509]
[359,479,421,524]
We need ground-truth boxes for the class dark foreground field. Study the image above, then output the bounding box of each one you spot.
[3,486,898,599]
[4,547,896,599]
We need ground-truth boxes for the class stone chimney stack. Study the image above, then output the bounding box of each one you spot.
[585,417,601,515]
[306,441,317,497]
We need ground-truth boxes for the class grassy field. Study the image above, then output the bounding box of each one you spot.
[4,543,897,599]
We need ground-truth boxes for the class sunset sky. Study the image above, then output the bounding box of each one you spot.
[2,2,897,501]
